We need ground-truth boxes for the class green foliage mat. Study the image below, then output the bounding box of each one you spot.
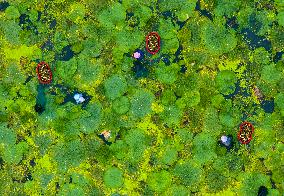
[0,0,283,195]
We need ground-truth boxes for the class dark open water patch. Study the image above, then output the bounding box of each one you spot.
[161,54,171,65]
[195,0,213,21]
[19,14,38,34]
[19,14,31,26]
[223,81,241,99]
[161,11,173,19]
[257,186,268,196]
[261,100,274,113]
[161,10,187,29]
[226,16,239,30]
[41,39,54,51]
[24,76,33,85]
[0,156,3,169]
[273,51,283,63]
[173,44,183,63]
[30,159,36,167]
[0,1,9,11]
[248,13,262,33]
[241,28,272,51]
[56,45,75,61]
[180,65,187,73]
[49,19,56,29]
[37,11,42,21]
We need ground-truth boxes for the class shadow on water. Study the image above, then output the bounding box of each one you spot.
[132,60,149,78]
[37,11,42,21]
[161,54,171,65]
[35,84,47,114]
[0,1,9,11]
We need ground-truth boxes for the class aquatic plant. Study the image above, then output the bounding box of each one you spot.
[201,21,237,56]
[275,92,284,116]
[156,62,179,85]
[4,6,20,20]
[0,123,17,147]
[168,184,189,196]
[76,56,102,84]
[206,170,228,192]
[160,105,182,126]
[104,74,127,101]
[260,63,283,85]
[97,2,126,29]
[158,0,196,21]
[277,11,284,27]
[161,89,176,106]
[239,173,271,195]
[176,128,193,143]
[52,140,86,171]
[56,58,78,83]
[192,132,217,165]
[130,90,154,119]
[158,18,179,54]
[112,96,130,114]
[147,170,172,193]
[103,167,124,188]
[214,0,241,17]
[160,146,178,165]
[124,129,150,164]
[215,70,237,95]
[173,161,202,190]
[3,142,29,164]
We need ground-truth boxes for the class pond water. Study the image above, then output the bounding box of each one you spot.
[241,28,272,51]
[261,100,274,113]
[56,45,75,61]
[35,83,92,114]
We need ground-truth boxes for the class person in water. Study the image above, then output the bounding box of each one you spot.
[219,134,233,150]
[74,93,85,104]
[132,49,144,60]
